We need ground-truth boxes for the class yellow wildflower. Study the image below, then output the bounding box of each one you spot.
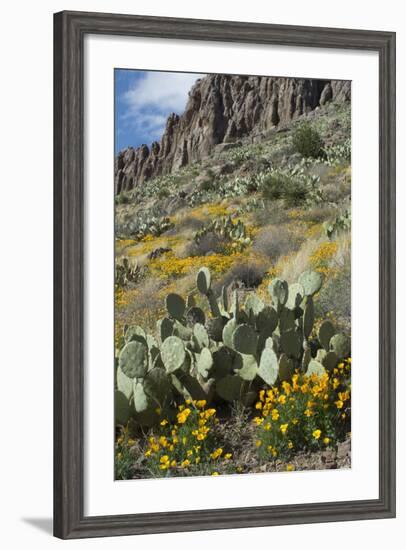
[312,429,322,440]
[280,423,289,435]
[177,408,191,424]
[210,448,223,460]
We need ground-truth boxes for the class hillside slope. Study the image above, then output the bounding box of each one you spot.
[115,75,350,193]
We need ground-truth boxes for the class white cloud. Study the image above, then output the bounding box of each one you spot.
[123,71,205,113]
[121,71,205,145]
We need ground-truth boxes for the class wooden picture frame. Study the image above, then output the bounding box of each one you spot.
[54,10,396,539]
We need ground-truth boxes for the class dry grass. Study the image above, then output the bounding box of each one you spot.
[252,224,303,263]
[278,237,323,283]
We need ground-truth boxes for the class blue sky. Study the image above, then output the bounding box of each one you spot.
[115,69,205,154]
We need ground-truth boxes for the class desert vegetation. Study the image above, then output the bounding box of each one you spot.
[114,98,351,478]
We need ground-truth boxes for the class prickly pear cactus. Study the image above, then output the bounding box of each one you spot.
[115,266,350,429]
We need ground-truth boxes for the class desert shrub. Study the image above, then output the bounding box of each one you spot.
[292,122,324,158]
[118,278,164,331]
[115,192,131,205]
[316,264,351,330]
[298,205,335,224]
[218,260,267,289]
[254,203,291,227]
[252,225,302,262]
[260,171,309,207]
[157,187,170,199]
[198,172,216,192]
[165,215,204,238]
[321,179,351,205]
[115,257,147,288]
[184,231,228,257]
[279,238,321,283]
[314,234,351,328]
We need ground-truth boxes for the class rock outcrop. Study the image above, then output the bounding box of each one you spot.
[115,75,350,194]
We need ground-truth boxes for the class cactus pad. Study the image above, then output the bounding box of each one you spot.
[330,333,351,359]
[280,330,302,358]
[286,282,304,310]
[133,381,150,413]
[206,316,227,342]
[125,325,147,344]
[115,390,131,425]
[256,306,278,334]
[279,307,295,333]
[161,336,186,373]
[193,323,209,349]
[216,375,244,402]
[222,318,238,349]
[318,320,335,351]
[166,293,186,320]
[197,267,211,294]
[268,278,288,307]
[303,297,315,338]
[186,306,205,326]
[232,323,258,355]
[158,317,173,342]
[197,347,213,378]
[298,270,323,296]
[245,294,265,317]
[143,367,172,406]
[212,347,233,378]
[258,347,279,385]
[235,353,258,381]
[306,360,326,377]
[322,351,339,372]
[118,340,149,379]
[278,353,294,381]
[116,366,133,400]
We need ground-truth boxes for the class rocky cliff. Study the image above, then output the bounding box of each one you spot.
[115,75,350,194]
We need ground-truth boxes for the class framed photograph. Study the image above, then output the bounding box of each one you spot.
[54,10,396,539]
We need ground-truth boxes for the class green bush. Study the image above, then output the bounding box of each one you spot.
[292,122,324,158]
[260,172,308,207]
